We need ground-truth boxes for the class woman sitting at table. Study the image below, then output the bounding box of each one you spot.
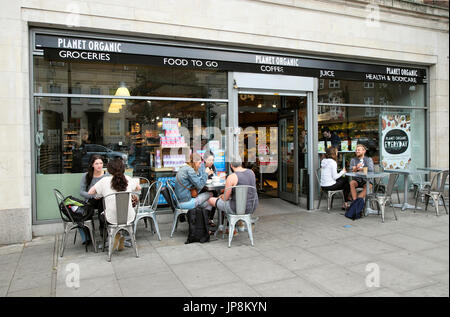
[320,146,351,209]
[79,155,108,243]
[174,153,213,212]
[88,158,141,251]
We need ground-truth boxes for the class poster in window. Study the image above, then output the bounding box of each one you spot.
[380,113,411,170]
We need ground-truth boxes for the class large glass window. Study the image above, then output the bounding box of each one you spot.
[33,56,227,99]
[319,79,425,107]
[318,79,427,191]
[33,56,228,221]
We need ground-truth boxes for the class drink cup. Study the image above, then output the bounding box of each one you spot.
[362,167,368,174]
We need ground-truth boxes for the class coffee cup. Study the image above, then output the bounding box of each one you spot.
[362,167,368,174]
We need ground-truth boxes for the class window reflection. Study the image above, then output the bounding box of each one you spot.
[318,79,425,107]
[35,97,227,176]
[33,56,228,99]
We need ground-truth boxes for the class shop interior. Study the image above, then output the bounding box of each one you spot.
[237,94,308,201]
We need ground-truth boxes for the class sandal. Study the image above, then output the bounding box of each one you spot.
[208,220,216,227]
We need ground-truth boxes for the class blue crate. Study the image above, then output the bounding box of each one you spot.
[157,176,176,205]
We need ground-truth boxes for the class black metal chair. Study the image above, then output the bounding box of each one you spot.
[53,189,97,257]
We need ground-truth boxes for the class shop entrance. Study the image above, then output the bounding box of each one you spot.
[237,93,309,206]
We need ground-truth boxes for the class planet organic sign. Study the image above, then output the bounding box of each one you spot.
[380,114,411,170]
[384,129,409,155]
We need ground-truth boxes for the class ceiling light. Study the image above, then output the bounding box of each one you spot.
[115,82,130,96]
[257,104,262,108]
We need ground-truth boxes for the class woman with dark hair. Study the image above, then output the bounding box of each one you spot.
[320,146,351,209]
[88,158,141,251]
[79,155,108,243]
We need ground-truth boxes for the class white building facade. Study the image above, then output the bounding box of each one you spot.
[0,0,448,244]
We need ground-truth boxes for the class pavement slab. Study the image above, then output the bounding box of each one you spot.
[0,198,448,297]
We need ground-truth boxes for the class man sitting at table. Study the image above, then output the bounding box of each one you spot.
[349,143,374,200]
[208,157,258,219]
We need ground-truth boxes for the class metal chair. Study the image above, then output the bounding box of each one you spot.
[163,181,190,238]
[133,178,163,240]
[221,185,259,247]
[414,170,449,216]
[101,191,139,261]
[373,166,401,204]
[408,163,431,202]
[367,173,399,223]
[315,168,345,212]
[53,189,97,257]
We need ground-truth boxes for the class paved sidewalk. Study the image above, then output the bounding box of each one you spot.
[1,198,448,297]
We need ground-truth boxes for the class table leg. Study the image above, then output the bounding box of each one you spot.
[393,174,421,210]
[364,180,379,216]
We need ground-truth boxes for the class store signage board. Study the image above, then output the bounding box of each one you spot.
[36,34,426,83]
[380,113,412,170]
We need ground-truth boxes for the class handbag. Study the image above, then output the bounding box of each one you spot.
[176,174,198,198]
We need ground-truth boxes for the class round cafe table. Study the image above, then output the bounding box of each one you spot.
[383,169,429,211]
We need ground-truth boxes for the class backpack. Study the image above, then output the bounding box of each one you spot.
[345,198,365,220]
[185,207,210,244]
[59,195,95,225]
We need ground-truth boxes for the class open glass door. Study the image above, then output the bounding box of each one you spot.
[278,109,298,204]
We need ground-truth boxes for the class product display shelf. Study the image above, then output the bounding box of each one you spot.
[62,129,79,172]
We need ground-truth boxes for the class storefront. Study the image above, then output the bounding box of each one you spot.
[31,28,428,223]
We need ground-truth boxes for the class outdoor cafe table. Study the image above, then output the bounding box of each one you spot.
[417,167,447,205]
[205,180,226,237]
[417,167,446,184]
[384,168,429,211]
[346,171,389,216]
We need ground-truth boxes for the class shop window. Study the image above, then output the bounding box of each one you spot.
[109,118,121,136]
[49,84,61,103]
[329,80,340,89]
[89,87,102,104]
[364,96,375,105]
[33,56,227,99]
[319,79,324,89]
[318,79,426,107]
[33,96,227,220]
[71,86,81,104]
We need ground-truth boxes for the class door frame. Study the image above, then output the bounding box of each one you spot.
[229,72,316,210]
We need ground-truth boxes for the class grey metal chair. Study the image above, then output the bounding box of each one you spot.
[133,178,163,240]
[102,191,139,261]
[373,166,401,204]
[315,168,345,212]
[409,163,431,202]
[367,173,399,223]
[164,181,190,238]
[53,189,97,257]
[414,170,449,216]
[221,185,259,247]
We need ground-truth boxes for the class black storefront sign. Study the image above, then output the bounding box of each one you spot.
[37,34,426,84]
